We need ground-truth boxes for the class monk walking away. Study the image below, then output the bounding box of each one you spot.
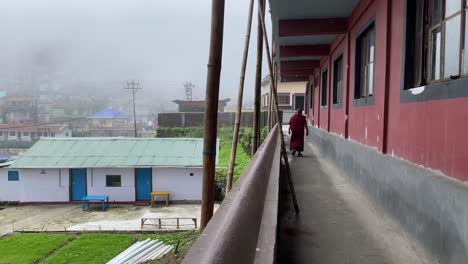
[288,108,308,157]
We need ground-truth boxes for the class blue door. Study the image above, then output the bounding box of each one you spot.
[70,169,87,201]
[135,168,152,201]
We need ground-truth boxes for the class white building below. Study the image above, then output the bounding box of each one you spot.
[0,137,217,203]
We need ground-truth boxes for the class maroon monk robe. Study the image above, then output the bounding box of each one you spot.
[289,113,307,151]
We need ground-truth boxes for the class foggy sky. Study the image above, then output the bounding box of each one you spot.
[0,0,271,109]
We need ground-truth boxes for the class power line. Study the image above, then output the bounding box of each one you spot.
[124,80,142,138]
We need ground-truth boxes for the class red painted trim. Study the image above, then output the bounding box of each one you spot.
[279,18,348,37]
[349,0,375,29]
[281,76,309,82]
[345,31,351,139]
[327,56,332,132]
[282,69,316,76]
[280,45,330,58]
[280,60,320,71]
[329,35,347,58]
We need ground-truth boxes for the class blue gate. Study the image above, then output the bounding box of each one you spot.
[70,168,87,201]
[135,168,152,201]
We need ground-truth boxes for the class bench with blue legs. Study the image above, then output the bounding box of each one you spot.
[81,195,109,211]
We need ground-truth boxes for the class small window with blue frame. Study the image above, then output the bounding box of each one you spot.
[8,171,19,181]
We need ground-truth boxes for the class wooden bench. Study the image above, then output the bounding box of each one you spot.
[150,191,169,207]
[140,217,197,230]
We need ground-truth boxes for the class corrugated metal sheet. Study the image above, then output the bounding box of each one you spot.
[107,239,174,264]
[10,137,219,168]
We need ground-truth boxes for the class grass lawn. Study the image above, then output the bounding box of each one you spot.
[217,140,251,183]
[0,233,72,264]
[42,234,134,264]
[0,231,198,264]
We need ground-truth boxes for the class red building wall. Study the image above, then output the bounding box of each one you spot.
[329,36,348,137]
[386,0,468,181]
[306,0,468,181]
[319,59,330,131]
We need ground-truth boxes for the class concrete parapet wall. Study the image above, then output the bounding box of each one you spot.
[158,112,270,128]
[309,126,468,264]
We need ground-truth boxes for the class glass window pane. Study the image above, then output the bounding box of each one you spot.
[443,15,461,78]
[369,29,375,63]
[431,27,442,80]
[446,0,461,17]
[368,62,374,95]
[361,67,367,97]
[431,0,442,25]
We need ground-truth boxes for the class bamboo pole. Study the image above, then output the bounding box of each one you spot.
[226,0,255,193]
[201,0,226,232]
[258,0,300,214]
[268,80,273,130]
[252,0,265,155]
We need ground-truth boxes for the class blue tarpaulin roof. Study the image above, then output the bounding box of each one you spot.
[88,109,126,119]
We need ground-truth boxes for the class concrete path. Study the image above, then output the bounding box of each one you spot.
[0,204,219,236]
[277,133,435,264]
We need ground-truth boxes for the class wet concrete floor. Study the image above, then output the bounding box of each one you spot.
[277,133,435,264]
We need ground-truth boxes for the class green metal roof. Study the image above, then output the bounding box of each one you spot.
[10,137,219,169]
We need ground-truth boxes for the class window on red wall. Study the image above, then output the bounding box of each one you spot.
[321,70,328,107]
[355,23,375,99]
[405,0,467,88]
[333,55,344,104]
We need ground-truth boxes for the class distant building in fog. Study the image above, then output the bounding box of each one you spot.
[0,124,71,141]
[172,98,230,113]
[0,96,36,124]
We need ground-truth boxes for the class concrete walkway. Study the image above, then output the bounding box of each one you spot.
[0,204,219,236]
[277,133,435,264]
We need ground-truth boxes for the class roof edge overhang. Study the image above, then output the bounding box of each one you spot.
[269,0,360,82]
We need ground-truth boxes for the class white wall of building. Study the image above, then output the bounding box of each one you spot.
[18,169,69,202]
[261,81,307,109]
[0,166,202,202]
[0,169,21,201]
[87,168,135,202]
[152,167,202,201]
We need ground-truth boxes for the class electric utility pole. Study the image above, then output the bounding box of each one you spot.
[124,80,142,138]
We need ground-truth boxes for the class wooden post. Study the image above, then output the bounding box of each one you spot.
[258,0,300,214]
[201,0,226,232]
[252,0,265,155]
[226,0,255,193]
